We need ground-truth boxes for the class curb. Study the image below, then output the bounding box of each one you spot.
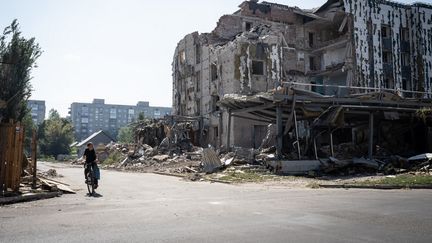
[0,191,62,205]
[152,172,188,178]
[152,172,233,184]
[319,184,432,190]
[207,179,233,184]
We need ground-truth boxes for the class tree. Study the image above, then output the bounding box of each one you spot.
[39,109,74,158]
[21,112,36,154]
[138,112,145,121]
[117,126,133,144]
[0,19,42,122]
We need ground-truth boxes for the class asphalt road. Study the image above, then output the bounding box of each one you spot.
[1,162,432,243]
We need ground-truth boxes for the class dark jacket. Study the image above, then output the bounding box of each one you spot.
[84,148,96,163]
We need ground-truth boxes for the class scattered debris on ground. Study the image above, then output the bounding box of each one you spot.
[68,118,432,187]
[1,168,74,205]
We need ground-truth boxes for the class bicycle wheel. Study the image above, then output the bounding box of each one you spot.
[90,173,95,196]
[86,169,95,196]
[86,173,92,195]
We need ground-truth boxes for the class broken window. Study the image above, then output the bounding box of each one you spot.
[308,32,314,48]
[401,28,409,42]
[383,51,392,64]
[401,53,410,67]
[402,78,408,90]
[381,25,391,39]
[211,95,220,112]
[211,64,218,81]
[195,71,201,92]
[309,56,316,71]
[245,22,252,31]
[196,99,201,115]
[383,77,394,89]
[179,50,186,64]
[252,60,264,75]
[195,45,201,64]
[214,127,219,137]
[255,43,265,59]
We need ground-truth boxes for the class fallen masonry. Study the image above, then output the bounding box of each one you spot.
[69,117,432,183]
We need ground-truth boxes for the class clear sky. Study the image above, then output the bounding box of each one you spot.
[0,0,428,117]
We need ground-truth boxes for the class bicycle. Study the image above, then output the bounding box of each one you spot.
[85,163,97,196]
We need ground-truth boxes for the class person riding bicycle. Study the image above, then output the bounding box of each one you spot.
[83,142,98,189]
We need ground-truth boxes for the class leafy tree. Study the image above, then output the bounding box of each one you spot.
[0,19,42,122]
[138,112,145,121]
[117,126,133,144]
[39,109,74,158]
[21,111,36,153]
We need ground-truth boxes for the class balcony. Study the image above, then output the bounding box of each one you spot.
[312,36,348,53]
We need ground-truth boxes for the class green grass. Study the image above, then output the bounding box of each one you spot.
[213,171,296,183]
[307,182,320,189]
[103,150,125,165]
[37,155,56,162]
[217,171,267,183]
[360,174,432,186]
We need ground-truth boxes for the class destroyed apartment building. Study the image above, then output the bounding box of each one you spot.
[172,0,432,161]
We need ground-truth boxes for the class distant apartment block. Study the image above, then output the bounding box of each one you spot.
[27,100,46,125]
[69,99,172,140]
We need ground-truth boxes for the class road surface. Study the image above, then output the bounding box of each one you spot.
[1,162,432,243]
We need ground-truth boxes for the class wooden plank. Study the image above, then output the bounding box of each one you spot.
[38,176,71,186]
[15,125,24,191]
[5,124,14,191]
[32,129,37,189]
[39,178,75,194]
[11,124,19,191]
[0,125,6,192]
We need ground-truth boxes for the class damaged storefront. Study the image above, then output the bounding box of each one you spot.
[219,86,432,174]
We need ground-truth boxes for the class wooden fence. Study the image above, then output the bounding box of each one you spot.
[0,121,25,193]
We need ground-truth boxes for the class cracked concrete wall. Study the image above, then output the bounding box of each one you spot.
[343,0,432,94]
[173,0,432,148]
[411,5,432,95]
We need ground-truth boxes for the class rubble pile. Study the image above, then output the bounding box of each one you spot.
[100,141,203,174]
[133,119,166,147]
[73,119,431,181]
[18,168,75,195]
[316,153,432,176]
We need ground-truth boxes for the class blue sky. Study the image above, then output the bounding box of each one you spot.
[0,0,428,116]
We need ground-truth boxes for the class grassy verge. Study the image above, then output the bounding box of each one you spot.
[37,156,57,162]
[208,170,296,183]
[359,174,432,186]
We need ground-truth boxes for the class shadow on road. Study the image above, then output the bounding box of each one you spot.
[86,193,103,198]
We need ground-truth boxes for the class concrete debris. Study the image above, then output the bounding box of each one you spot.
[232,147,256,165]
[408,153,432,162]
[153,155,170,162]
[202,148,223,173]
[40,169,59,178]
[18,169,75,195]
[133,119,166,147]
[267,160,321,175]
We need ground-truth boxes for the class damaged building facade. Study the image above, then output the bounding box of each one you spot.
[172,0,432,154]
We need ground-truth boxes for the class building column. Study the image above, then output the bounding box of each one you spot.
[276,105,283,159]
[368,112,374,159]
